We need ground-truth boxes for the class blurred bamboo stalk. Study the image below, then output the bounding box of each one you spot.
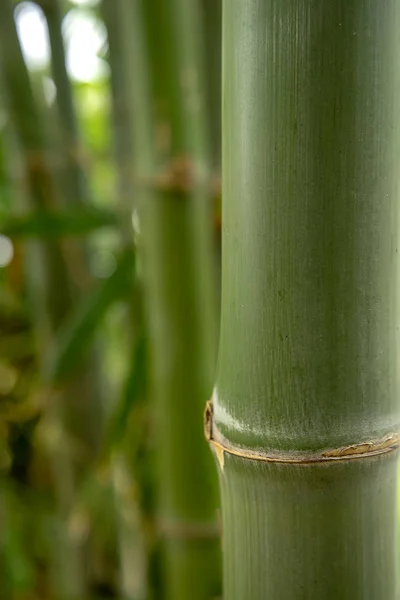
[100,1,149,597]
[39,0,89,207]
[100,0,135,243]
[201,0,222,170]
[107,0,222,597]
[201,0,222,312]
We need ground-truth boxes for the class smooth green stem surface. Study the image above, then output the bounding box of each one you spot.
[214,0,400,597]
[217,0,400,451]
[220,453,398,600]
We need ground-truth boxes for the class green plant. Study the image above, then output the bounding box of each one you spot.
[207,1,400,598]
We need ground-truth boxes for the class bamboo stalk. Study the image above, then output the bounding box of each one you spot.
[201,0,222,312]
[201,0,222,169]
[38,0,89,207]
[99,2,149,597]
[111,0,221,597]
[100,0,135,239]
[209,0,400,597]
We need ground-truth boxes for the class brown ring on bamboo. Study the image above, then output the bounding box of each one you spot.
[158,517,220,540]
[204,400,400,470]
[135,155,219,195]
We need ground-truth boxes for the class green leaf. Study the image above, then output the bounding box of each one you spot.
[106,332,147,449]
[47,246,135,383]
[0,206,121,239]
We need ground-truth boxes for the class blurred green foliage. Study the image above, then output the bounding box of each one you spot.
[0,0,223,598]
[0,4,148,598]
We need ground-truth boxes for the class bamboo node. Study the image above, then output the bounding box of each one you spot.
[156,155,195,193]
[204,400,400,465]
[204,400,225,470]
[204,399,213,441]
[136,155,214,194]
[158,517,220,540]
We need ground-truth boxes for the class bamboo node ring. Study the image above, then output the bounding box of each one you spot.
[204,400,400,471]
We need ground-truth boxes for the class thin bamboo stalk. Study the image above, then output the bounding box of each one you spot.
[209,0,400,598]
[100,0,135,240]
[99,2,149,597]
[38,0,89,207]
[201,0,222,311]
[116,0,221,597]
[201,0,222,170]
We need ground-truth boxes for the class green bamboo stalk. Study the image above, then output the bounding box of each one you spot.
[109,0,221,598]
[111,452,147,600]
[208,1,400,598]
[39,0,97,304]
[201,0,222,312]
[201,0,222,169]
[100,0,135,239]
[100,3,149,598]
[38,0,89,208]
[43,3,149,597]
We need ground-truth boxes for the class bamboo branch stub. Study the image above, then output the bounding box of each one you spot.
[204,400,400,470]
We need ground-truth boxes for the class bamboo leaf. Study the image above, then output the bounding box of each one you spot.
[106,333,147,449]
[0,206,121,239]
[47,247,135,383]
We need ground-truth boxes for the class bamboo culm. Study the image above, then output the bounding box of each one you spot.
[209,1,400,598]
[124,0,222,597]
[101,1,149,597]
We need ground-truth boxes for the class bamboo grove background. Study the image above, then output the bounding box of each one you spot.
[2,1,400,599]
[0,1,221,598]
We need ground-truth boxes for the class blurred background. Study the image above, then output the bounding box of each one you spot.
[0,0,222,598]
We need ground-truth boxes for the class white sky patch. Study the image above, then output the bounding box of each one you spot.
[0,236,14,268]
[15,2,50,71]
[15,2,106,83]
[62,9,108,82]
[70,0,100,6]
